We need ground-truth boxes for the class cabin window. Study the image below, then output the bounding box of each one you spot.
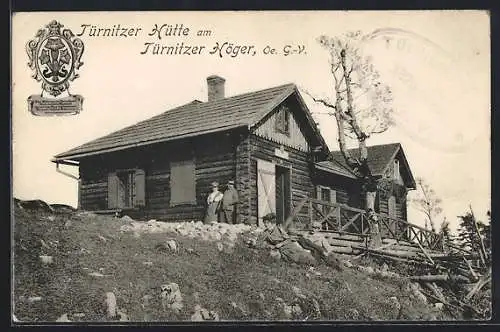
[316,185,337,214]
[170,159,196,206]
[321,187,330,202]
[107,169,146,209]
[275,107,290,135]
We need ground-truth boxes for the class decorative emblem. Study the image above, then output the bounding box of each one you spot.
[26,20,84,116]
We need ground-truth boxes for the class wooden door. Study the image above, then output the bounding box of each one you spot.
[275,166,291,224]
[117,174,127,208]
[257,159,276,224]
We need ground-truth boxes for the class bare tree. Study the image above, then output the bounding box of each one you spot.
[301,31,395,209]
[410,178,443,233]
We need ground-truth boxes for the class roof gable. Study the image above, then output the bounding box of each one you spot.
[316,143,416,188]
[251,92,329,153]
[330,143,401,175]
[253,104,310,151]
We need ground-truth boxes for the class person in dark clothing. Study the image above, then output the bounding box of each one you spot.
[220,180,239,224]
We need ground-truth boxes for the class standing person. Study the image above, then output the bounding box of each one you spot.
[204,182,223,224]
[221,180,239,224]
[367,208,382,248]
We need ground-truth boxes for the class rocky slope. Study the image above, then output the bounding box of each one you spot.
[13,201,462,322]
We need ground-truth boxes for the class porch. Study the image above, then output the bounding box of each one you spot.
[283,196,445,252]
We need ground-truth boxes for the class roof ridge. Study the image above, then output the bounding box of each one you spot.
[53,82,307,161]
[330,142,401,153]
[199,82,295,105]
[157,83,295,116]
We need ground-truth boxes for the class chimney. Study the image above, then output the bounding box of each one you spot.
[207,75,225,102]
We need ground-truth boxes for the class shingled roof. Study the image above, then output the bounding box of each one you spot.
[53,82,326,161]
[333,143,402,175]
[315,143,416,188]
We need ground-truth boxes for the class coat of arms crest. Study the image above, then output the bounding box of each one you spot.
[26,20,84,115]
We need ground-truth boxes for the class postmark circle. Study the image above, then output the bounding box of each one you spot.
[359,28,479,153]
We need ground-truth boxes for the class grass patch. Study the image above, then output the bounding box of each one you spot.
[13,206,454,322]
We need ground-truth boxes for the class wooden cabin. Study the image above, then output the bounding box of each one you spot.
[52,75,416,227]
[316,143,416,220]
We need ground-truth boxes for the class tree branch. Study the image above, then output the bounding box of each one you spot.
[366,126,389,135]
[299,87,336,111]
[347,65,355,77]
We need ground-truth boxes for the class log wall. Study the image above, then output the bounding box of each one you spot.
[79,131,240,221]
[240,134,316,225]
[312,172,361,207]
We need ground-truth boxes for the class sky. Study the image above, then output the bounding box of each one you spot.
[12,11,490,232]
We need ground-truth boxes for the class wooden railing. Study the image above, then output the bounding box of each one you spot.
[285,196,444,252]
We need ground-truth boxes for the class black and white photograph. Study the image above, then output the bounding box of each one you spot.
[11,10,491,323]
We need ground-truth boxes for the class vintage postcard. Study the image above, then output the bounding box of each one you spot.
[11,11,491,323]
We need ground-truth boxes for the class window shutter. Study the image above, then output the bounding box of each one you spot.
[170,160,196,206]
[329,189,337,203]
[107,172,119,209]
[133,169,146,207]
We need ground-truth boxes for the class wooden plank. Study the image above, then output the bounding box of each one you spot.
[308,199,313,228]
[319,234,365,243]
[363,251,433,266]
[409,274,471,283]
[447,243,475,255]
[350,239,397,261]
[463,269,491,302]
[340,212,362,232]
[462,255,479,280]
[82,187,109,194]
[409,227,424,249]
[361,214,365,234]
[379,217,397,239]
[325,238,362,248]
[308,198,365,213]
[350,246,435,266]
[80,182,107,189]
[313,204,339,227]
[422,231,431,248]
[415,239,436,265]
[319,229,369,238]
[325,245,362,255]
[424,282,446,302]
[81,192,107,199]
[470,205,488,267]
[284,195,309,230]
